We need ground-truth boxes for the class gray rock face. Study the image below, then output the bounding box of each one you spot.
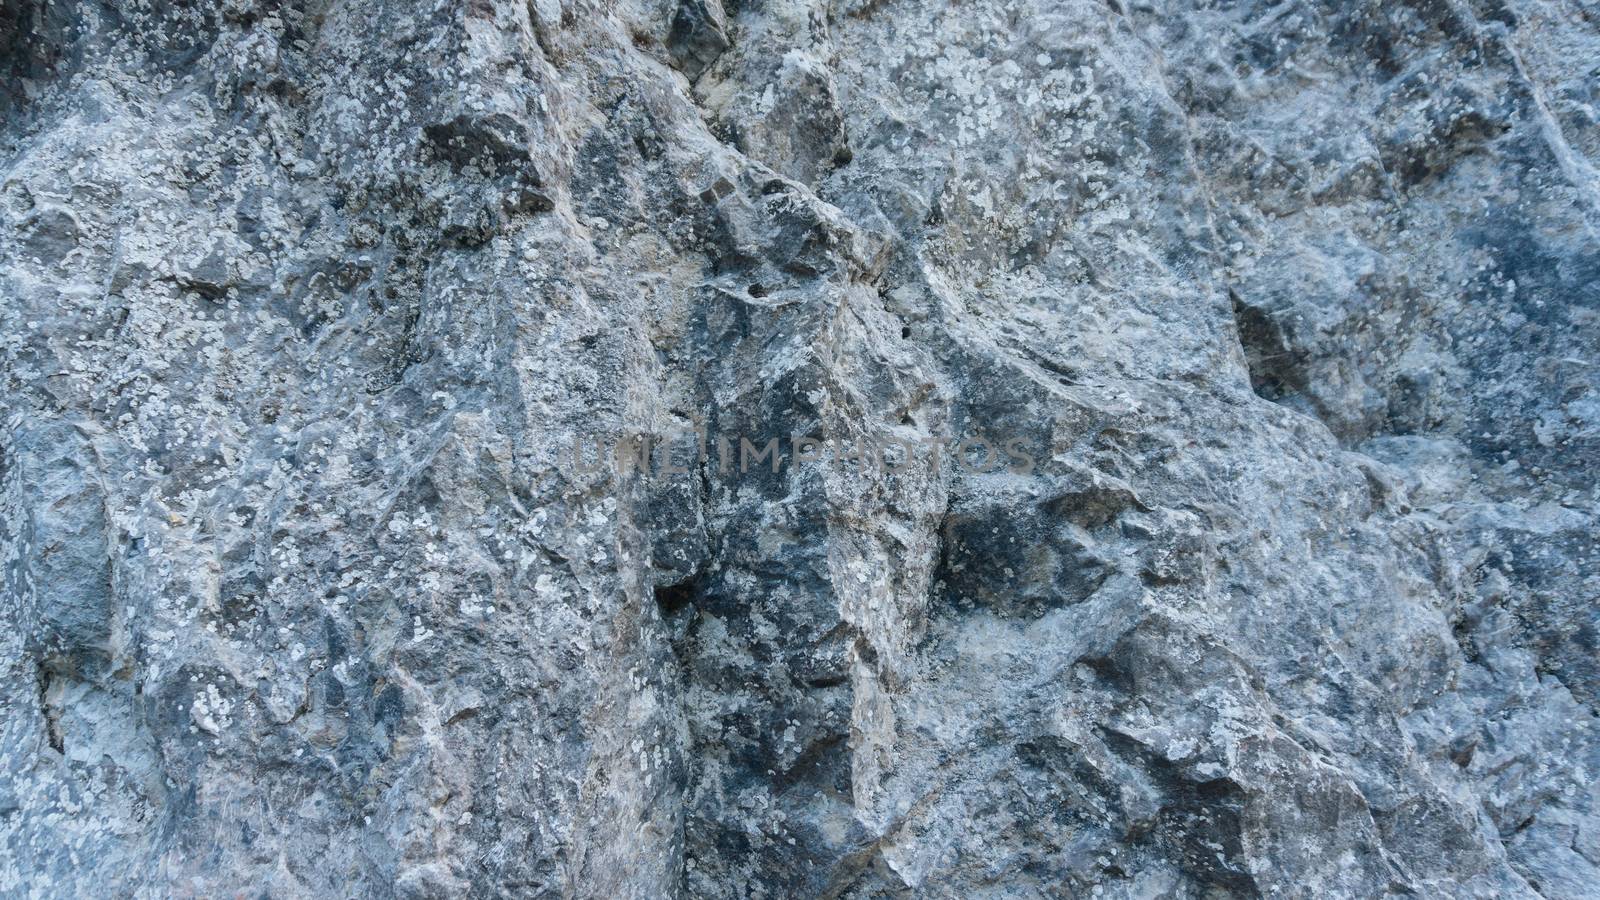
[2,0,1597,896]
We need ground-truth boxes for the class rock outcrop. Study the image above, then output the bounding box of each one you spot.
[2,0,1597,896]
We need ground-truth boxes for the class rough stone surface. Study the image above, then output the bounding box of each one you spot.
[2,0,1598,896]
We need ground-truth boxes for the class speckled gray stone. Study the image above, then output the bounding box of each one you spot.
[2,0,1597,896]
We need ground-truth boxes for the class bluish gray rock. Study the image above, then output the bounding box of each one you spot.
[1,0,1596,896]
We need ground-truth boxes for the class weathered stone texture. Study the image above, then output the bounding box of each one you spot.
[1,0,1597,896]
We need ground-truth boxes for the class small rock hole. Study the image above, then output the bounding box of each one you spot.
[654,579,697,615]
